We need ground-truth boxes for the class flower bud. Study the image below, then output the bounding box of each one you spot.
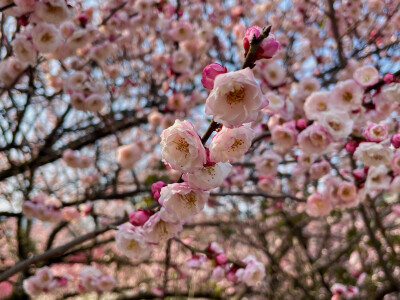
[215,253,228,265]
[151,181,167,203]
[129,209,152,226]
[295,119,308,131]
[243,26,280,60]
[391,133,400,148]
[345,140,359,153]
[201,63,227,89]
[384,73,395,84]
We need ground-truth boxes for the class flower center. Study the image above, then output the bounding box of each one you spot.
[226,86,245,106]
[342,91,353,102]
[317,101,326,111]
[180,191,197,207]
[173,138,189,156]
[41,33,52,43]
[328,121,341,131]
[230,139,244,151]
[127,239,138,250]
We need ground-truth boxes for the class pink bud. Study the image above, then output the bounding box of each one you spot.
[78,13,88,27]
[391,133,400,148]
[215,253,227,265]
[384,73,395,84]
[151,181,167,203]
[352,169,366,181]
[243,26,280,60]
[345,140,359,153]
[129,209,152,226]
[295,119,308,131]
[201,63,227,90]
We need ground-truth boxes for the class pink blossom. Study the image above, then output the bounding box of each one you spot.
[365,165,391,192]
[306,192,333,217]
[169,20,193,42]
[297,77,321,99]
[158,183,209,221]
[116,143,143,169]
[115,223,149,259]
[171,50,192,73]
[31,22,61,53]
[183,162,232,190]
[337,181,358,207]
[298,124,332,155]
[236,255,265,286]
[271,122,298,152]
[160,120,206,173]
[304,91,332,120]
[331,79,364,111]
[205,68,267,127]
[142,210,183,244]
[363,122,388,142]
[317,110,354,141]
[201,63,227,90]
[353,66,379,87]
[243,26,280,60]
[309,160,330,179]
[262,61,286,86]
[209,125,255,162]
[254,151,282,175]
[353,142,392,167]
[167,92,186,111]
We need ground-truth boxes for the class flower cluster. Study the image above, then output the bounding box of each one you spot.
[23,267,68,297]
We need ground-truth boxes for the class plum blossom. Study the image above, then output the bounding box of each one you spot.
[304,91,332,120]
[271,122,298,152]
[12,34,37,65]
[31,22,62,53]
[236,255,265,286]
[209,126,255,162]
[331,79,364,111]
[142,210,183,244]
[317,110,354,141]
[298,124,332,155]
[363,122,388,142]
[23,267,61,297]
[337,181,358,207]
[183,162,232,190]
[171,50,192,73]
[79,266,116,293]
[169,20,193,42]
[35,0,71,25]
[254,151,282,175]
[306,192,333,217]
[262,61,286,86]
[115,223,149,259]
[205,68,267,127]
[354,142,392,167]
[158,183,209,221]
[353,66,379,87]
[160,120,206,173]
[365,165,391,192]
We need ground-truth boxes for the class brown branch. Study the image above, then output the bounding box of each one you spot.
[326,0,346,68]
